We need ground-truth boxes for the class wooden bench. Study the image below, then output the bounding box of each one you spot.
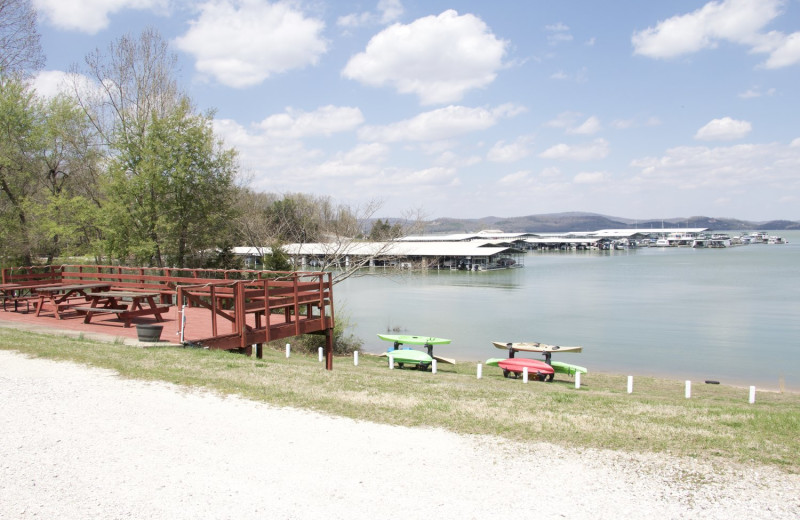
[71,305,171,327]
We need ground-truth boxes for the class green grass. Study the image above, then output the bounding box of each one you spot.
[2,327,798,473]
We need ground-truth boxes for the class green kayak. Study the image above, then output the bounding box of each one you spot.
[386,348,433,369]
[485,358,505,367]
[551,361,588,376]
[378,334,451,345]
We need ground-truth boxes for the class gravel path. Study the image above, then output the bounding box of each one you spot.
[1,350,797,520]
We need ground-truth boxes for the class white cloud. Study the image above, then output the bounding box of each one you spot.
[764,31,800,68]
[549,71,569,80]
[313,143,390,179]
[611,119,635,130]
[738,86,776,98]
[631,141,800,189]
[337,0,404,28]
[30,70,72,98]
[33,0,168,34]
[545,22,573,45]
[790,137,800,147]
[539,139,610,161]
[545,113,601,135]
[257,106,364,138]
[487,135,534,163]
[694,117,752,141]
[568,116,602,135]
[574,171,606,184]
[174,0,327,88]
[545,111,580,129]
[342,10,508,105]
[540,166,562,178]
[31,70,107,103]
[498,170,533,186]
[632,0,800,69]
[359,104,523,143]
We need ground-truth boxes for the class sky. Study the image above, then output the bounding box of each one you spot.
[30,0,800,222]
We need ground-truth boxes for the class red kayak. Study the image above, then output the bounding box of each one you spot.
[498,358,555,381]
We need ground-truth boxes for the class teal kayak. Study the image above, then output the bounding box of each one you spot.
[551,361,588,376]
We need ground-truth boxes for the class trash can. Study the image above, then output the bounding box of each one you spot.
[136,324,163,342]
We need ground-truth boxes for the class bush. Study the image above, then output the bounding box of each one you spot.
[274,310,363,356]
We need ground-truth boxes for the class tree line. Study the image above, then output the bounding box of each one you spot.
[1,2,413,278]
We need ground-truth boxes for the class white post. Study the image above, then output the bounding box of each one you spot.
[477,363,483,379]
[685,380,691,399]
[627,375,633,394]
[389,354,394,369]
[179,304,186,343]
[575,372,581,389]
[749,386,756,404]
[285,343,290,358]
[318,347,323,362]
[432,359,437,374]
[354,351,359,366]
[523,367,529,383]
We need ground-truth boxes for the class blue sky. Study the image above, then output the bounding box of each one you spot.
[31,0,800,221]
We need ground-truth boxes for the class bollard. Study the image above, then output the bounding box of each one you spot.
[575,372,581,389]
[285,343,290,358]
[523,367,529,383]
[354,351,359,366]
[627,375,633,394]
[477,363,483,379]
[685,380,691,399]
[318,347,323,362]
[749,386,756,404]
[389,354,394,370]
[432,359,437,374]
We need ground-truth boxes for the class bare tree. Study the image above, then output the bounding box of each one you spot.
[236,191,425,283]
[69,27,181,149]
[0,0,44,77]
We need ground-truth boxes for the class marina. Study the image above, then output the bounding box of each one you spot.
[335,230,799,391]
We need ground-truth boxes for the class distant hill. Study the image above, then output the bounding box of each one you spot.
[421,213,800,233]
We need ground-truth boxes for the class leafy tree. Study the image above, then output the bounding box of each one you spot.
[0,77,105,265]
[103,98,239,267]
[368,218,403,240]
[0,75,43,264]
[70,29,240,267]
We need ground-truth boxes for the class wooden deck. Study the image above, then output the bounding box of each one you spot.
[0,265,336,369]
[0,303,272,345]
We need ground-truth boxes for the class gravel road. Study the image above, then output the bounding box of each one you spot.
[1,350,797,519]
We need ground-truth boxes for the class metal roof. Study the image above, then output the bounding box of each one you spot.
[235,241,523,258]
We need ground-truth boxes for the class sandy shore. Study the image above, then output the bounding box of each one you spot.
[1,350,797,520]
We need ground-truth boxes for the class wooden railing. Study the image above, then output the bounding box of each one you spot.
[1,265,336,369]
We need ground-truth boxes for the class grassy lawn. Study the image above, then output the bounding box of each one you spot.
[2,327,798,473]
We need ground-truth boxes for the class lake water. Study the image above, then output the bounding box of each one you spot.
[335,231,800,391]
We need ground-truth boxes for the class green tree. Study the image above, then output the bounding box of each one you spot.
[29,93,104,262]
[103,98,239,267]
[0,75,43,264]
[70,29,240,267]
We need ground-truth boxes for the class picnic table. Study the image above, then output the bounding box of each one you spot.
[74,291,171,328]
[1,282,67,312]
[34,283,112,319]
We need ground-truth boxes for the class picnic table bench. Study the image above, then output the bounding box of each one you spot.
[73,290,171,327]
[34,283,112,319]
[1,282,64,312]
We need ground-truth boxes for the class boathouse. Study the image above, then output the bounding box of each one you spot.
[233,240,525,271]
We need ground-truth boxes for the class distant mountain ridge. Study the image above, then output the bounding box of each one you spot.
[421,213,800,234]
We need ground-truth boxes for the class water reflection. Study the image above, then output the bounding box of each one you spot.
[335,232,800,390]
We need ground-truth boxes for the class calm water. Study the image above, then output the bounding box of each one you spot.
[335,231,800,390]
